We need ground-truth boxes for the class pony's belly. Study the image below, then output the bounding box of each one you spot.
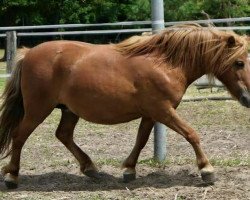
[66,97,141,124]
[80,111,141,124]
[72,105,141,124]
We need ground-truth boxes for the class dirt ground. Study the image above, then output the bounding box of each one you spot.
[0,89,249,200]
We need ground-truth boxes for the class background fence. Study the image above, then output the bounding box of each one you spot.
[0,16,250,76]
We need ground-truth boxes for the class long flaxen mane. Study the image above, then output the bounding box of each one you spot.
[115,23,248,75]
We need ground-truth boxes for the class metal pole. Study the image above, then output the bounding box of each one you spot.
[151,0,165,33]
[6,31,17,74]
[151,0,167,162]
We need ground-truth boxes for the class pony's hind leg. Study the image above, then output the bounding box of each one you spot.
[1,113,51,189]
[55,109,98,178]
[122,117,154,182]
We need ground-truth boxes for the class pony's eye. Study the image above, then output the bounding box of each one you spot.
[234,61,244,69]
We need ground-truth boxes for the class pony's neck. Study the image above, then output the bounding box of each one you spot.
[179,62,207,87]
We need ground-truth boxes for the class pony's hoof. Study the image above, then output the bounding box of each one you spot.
[201,171,216,184]
[4,173,18,189]
[123,169,136,183]
[83,170,100,179]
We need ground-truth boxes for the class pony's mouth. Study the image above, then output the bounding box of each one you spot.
[239,90,250,108]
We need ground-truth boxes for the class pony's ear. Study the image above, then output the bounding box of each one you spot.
[227,36,236,48]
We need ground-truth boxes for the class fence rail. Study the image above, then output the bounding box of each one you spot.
[0,17,249,38]
[0,28,152,37]
[0,17,249,76]
[0,26,250,38]
[0,16,250,32]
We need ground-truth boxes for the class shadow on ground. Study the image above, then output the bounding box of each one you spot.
[0,169,203,192]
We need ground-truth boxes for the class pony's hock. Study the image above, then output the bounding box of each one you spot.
[0,24,249,189]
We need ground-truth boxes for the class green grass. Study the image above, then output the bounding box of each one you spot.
[0,49,5,68]
[139,158,171,167]
[0,49,4,57]
[0,49,7,93]
[0,192,7,199]
[97,158,121,167]
[0,77,6,94]
[95,156,249,168]
[210,158,250,167]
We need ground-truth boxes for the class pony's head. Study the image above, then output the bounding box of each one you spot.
[116,24,250,107]
[214,35,250,108]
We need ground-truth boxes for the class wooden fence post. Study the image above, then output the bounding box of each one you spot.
[6,31,17,74]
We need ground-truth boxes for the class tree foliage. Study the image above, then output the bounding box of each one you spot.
[164,0,249,21]
[0,0,151,26]
[0,0,249,26]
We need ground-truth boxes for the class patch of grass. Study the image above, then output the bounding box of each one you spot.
[97,158,121,167]
[0,49,6,70]
[210,158,250,167]
[0,49,4,57]
[176,196,186,200]
[139,158,170,167]
[48,158,73,168]
[139,156,249,167]
[87,195,103,200]
[0,78,6,87]
[95,156,249,168]
[0,49,8,94]
[184,85,229,99]
[0,79,6,94]
[0,192,7,199]
[169,157,249,167]
[178,99,250,130]
[0,49,7,93]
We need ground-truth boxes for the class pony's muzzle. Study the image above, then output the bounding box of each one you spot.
[239,91,250,108]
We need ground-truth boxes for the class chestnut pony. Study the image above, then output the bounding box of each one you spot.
[0,24,249,188]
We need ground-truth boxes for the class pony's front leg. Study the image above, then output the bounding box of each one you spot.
[156,107,215,184]
[122,117,154,182]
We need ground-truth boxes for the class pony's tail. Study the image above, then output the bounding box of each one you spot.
[0,48,30,159]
